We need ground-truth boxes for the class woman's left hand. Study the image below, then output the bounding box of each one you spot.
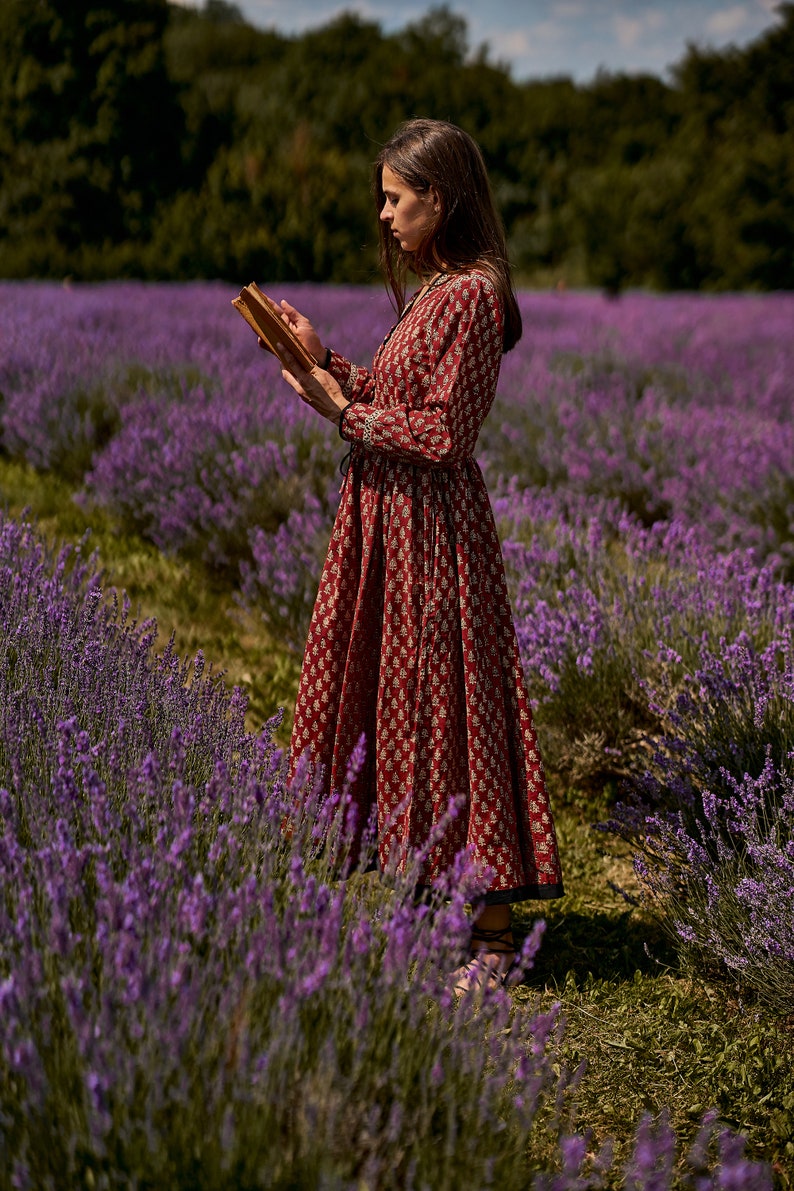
[278,345,349,427]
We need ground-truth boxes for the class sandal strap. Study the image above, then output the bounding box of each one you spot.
[471,925,514,948]
[454,952,522,995]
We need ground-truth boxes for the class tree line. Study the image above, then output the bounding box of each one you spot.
[1,0,792,290]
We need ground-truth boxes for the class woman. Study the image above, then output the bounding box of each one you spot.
[276,118,563,984]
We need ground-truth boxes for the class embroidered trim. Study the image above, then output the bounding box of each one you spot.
[363,412,377,447]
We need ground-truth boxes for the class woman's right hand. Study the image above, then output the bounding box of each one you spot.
[272,298,327,363]
[278,348,349,427]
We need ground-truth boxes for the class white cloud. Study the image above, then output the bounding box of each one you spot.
[704,5,751,37]
[550,1,587,18]
[614,15,644,49]
[488,28,532,59]
[612,8,667,51]
[484,18,565,72]
[613,10,661,45]
[523,18,569,48]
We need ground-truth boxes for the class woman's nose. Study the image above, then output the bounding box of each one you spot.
[380,202,391,222]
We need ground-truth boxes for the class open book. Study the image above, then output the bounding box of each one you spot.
[231,282,317,374]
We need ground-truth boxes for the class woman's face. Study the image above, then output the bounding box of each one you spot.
[379,164,439,254]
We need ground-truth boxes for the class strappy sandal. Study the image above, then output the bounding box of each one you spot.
[453,925,518,994]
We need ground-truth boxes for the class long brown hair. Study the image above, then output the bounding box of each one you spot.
[374,119,522,352]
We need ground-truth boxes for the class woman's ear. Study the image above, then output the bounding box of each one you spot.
[429,187,441,214]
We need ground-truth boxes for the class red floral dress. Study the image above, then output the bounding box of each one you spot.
[289,271,563,903]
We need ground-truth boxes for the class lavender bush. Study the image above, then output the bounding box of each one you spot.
[493,485,794,1012]
[489,291,794,567]
[612,759,794,1013]
[82,386,338,575]
[605,628,794,1012]
[0,512,772,1188]
[240,489,336,652]
[495,488,792,786]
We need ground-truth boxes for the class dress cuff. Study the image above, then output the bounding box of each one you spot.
[328,352,369,401]
[338,402,352,439]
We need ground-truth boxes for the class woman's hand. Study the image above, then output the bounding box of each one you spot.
[271,298,327,362]
[278,346,349,426]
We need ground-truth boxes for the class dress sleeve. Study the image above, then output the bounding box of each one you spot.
[327,351,376,404]
[339,277,503,466]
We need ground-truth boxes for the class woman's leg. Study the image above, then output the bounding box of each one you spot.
[470,903,515,972]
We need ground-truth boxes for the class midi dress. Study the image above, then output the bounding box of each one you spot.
[288,270,563,904]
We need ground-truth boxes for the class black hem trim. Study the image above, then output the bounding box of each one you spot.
[413,881,565,907]
[480,882,565,906]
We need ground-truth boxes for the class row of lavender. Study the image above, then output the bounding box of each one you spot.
[2,281,793,1011]
[0,512,770,1187]
[4,283,794,582]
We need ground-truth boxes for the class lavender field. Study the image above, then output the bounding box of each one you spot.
[1,280,793,1186]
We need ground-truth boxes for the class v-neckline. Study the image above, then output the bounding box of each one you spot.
[402,272,447,320]
[375,273,449,359]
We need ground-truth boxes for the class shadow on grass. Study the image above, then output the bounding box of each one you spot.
[517,908,679,988]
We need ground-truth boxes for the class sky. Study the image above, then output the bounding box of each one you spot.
[178,0,784,81]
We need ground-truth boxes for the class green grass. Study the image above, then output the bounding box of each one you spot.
[2,455,793,1184]
[512,795,794,1179]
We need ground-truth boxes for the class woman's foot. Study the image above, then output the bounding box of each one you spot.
[453,913,516,994]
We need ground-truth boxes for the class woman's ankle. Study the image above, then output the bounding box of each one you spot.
[470,907,514,968]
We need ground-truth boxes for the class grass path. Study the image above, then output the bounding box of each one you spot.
[2,456,792,1181]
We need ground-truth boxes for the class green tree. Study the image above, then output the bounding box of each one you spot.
[3,0,793,287]
[0,0,183,276]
